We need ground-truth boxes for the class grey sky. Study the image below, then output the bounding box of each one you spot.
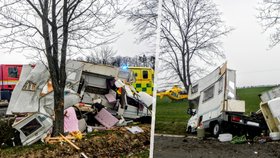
[1,0,279,88]
[111,19,153,57]
[0,18,151,64]
[214,0,280,87]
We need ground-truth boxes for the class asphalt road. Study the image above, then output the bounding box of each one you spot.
[153,134,280,158]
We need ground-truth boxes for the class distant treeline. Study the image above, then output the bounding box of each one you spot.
[237,84,279,89]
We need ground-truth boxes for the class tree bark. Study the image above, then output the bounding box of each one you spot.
[52,88,64,136]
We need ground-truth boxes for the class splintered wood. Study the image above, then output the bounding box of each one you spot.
[60,133,81,150]
[44,135,76,144]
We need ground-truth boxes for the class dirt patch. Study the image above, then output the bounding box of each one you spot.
[154,135,280,158]
[0,124,150,158]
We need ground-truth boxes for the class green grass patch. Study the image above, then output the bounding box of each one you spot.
[155,86,276,135]
[0,143,55,155]
[237,86,274,114]
[155,97,189,135]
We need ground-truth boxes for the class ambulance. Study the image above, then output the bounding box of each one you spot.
[128,67,154,95]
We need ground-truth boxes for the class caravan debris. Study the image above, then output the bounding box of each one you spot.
[94,108,119,128]
[5,60,152,146]
[126,126,144,134]
[218,133,232,142]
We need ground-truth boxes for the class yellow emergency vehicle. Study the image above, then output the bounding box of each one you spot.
[157,85,188,101]
[128,67,154,95]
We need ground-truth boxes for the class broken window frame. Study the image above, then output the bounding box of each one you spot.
[22,80,37,91]
[20,118,42,137]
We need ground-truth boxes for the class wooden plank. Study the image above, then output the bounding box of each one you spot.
[45,135,77,144]
[219,62,227,75]
[59,133,80,150]
[260,102,280,132]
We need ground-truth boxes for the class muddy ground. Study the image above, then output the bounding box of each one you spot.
[0,124,150,158]
[153,135,280,158]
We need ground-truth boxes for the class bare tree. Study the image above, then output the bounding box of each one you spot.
[257,0,280,47]
[125,0,158,42]
[84,46,117,64]
[0,0,120,136]
[127,0,231,92]
[111,55,123,67]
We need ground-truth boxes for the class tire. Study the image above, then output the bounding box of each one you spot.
[187,126,192,133]
[212,122,221,137]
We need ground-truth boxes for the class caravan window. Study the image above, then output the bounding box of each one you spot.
[84,75,107,89]
[202,85,214,102]
[191,85,198,94]
[20,118,42,137]
[218,77,223,94]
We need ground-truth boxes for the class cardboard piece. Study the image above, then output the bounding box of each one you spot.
[94,108,119,128]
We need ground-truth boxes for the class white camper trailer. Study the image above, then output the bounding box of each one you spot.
[187,63,267,137]
[67,60,152,119]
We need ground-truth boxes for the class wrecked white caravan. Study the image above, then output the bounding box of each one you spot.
[259,86,280,133]
[6,64,80,145]
[6,60,152,145]
[66,60,152,119]
[187,63,266,137]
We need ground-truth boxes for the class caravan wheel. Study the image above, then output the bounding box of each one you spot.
[212,122,221,137]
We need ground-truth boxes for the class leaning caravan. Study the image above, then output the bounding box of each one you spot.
[187,63,267,137]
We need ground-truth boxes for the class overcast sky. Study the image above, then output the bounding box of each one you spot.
[110,18,153,57]
[0,17,151,64]
[1,0,280,87]
[213,0,280,87]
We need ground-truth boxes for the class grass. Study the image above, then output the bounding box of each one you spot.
[237,86,274,114]
[155,97,189,135]
[155,86,276,135]
[0,143,55,155]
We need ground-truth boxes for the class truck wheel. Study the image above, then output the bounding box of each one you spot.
[212,123,221,137]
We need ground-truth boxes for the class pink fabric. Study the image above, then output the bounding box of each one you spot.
[64,107,79,132]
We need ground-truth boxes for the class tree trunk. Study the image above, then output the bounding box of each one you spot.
[182,53,189,93]
[52,88,64,136]
[186,53,193,109]
[186,54,191,93]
